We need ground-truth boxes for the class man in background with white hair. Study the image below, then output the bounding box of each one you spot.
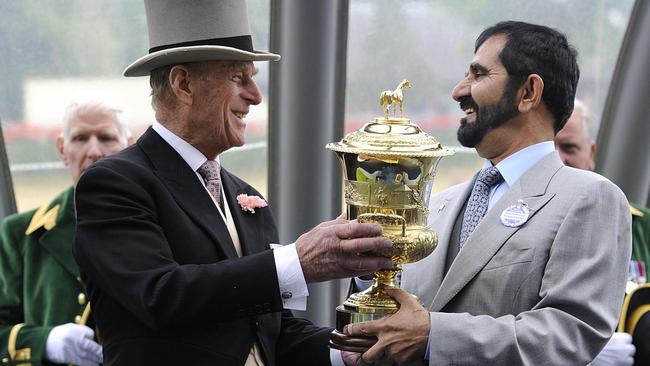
[554,99,597,171]
[0,93,132,366]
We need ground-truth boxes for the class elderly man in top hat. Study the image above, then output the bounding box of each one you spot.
[72,1,392,365]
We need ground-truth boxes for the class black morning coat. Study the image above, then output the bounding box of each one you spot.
[73,127,331,366]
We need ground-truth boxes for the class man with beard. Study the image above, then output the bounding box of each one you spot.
[343,21,632,365]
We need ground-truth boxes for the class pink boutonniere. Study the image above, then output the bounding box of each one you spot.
[236,194,268,213]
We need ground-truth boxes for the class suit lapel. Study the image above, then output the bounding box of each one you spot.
[430,153,563,311]
[138,128,239,259]
[221,171,265,256]
[38,188,79,277]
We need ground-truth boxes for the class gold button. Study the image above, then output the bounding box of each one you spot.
[78,293,87,306]
[74,315,82,324]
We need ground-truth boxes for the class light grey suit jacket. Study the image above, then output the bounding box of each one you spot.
[401,152,632,365]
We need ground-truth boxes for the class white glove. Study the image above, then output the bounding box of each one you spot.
[44,323,103,366]
[591,332,636,366]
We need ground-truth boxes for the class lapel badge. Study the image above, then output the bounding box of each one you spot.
[500,199,530,228]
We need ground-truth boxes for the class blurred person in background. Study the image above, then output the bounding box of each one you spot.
[554,99,596,171]
[0,93,132,366]
[556,100,650,366]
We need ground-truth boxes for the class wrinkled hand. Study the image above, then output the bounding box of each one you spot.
[345,288,429,365]
[591,332,635,366]
[296,217,393,282]
[44,323,102,366]
[342,351,373,366]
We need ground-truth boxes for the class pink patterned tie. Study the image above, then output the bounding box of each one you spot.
[198,160,224,211]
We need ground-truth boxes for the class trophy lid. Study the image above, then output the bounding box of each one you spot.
[326,80,454,158]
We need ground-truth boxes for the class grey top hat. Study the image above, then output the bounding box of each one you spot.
[123,0,280,77]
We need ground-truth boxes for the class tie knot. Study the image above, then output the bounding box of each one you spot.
[477,166,503,187]
[198,160,221,181]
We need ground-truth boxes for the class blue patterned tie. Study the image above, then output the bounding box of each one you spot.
[459,166,503,248]
[198,160,224,212]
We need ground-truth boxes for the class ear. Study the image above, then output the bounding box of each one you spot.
[169,65,195,106]
[56,136,68,165]
[589,141,597,160]
[517,74,544,113]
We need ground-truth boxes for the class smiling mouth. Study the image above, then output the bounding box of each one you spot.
[463,107,475,116]
[233,111,248,119]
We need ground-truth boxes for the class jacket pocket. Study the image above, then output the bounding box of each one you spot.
[483,247,535,271]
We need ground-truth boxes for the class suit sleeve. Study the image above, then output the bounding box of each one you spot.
[0,214,52,365]
[73,164,285,330]
[425,179,632,365]
[276,310,333,366]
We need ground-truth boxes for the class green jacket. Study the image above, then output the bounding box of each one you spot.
[631,203,650,276]
[0,187,88,366]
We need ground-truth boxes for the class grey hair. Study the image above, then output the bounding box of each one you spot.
[573,99,592,140]
[150,65,174,112]
[149,61,233,112]
[62,92,132,142]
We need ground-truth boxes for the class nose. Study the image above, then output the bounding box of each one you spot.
[85,136,104,162]
[451,77,470,102]
[244,79,262,106]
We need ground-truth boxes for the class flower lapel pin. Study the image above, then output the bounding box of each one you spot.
[236,194,268,214]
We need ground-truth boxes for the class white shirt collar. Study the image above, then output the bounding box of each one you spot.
[152,121,219,171]
[481,141,555,187]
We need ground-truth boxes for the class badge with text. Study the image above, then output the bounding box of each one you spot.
[500,200,530,227]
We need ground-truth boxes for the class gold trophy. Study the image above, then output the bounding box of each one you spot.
[327,80,454,351]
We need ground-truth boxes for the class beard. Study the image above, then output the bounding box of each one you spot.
[456,83,520,148]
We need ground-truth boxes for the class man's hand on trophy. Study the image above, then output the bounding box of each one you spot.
[296,218,393,282]
[344,288,430,365]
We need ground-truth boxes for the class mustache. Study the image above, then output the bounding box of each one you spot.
[458,96,478,113]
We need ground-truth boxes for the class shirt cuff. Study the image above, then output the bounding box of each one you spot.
[330,348,345,366]
[353,277,374,292]
[272,243,309,311]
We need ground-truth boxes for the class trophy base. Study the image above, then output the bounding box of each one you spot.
[329,303,397,352]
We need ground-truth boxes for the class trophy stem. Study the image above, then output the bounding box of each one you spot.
[330,269,401,352]
[345,269,400,311]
